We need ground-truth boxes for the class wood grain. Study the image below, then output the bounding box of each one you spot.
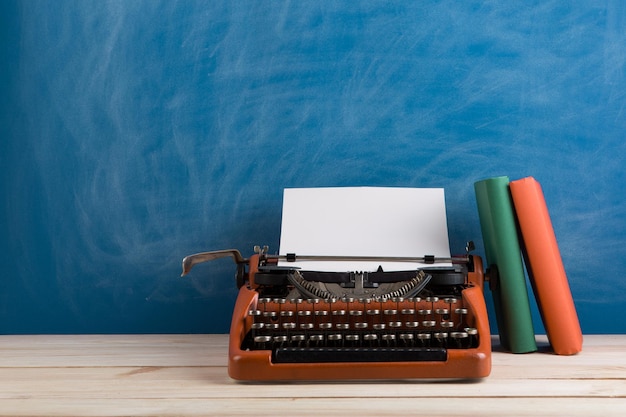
[1,334,624,416]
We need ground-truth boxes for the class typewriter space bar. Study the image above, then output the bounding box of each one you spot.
[272,347,447,363]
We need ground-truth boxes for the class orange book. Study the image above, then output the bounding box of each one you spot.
[510,177,582,355]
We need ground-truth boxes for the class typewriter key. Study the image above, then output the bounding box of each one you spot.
[391,297,404,312]
[250,322,264,338]
[363,333,378,347]
[309,334,324,346]
[465,327,478,347]
[435,308,449,316]
[273,335,289,347]
[382,333,396,344]
[328,333,343,346]
[465,327,478,335]
[454,308,468,328]
[450,331,468,338]
[399,333,414,346]
[299,323,314,330]
[441,321,455,329]
[265,323,279,331]
[416,332,431,347]
[450,331,469,348]
[433,332,448,347]
[290,298,304,305]
[253,335,272,349]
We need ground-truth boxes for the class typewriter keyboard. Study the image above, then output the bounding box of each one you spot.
[242,296,479,362]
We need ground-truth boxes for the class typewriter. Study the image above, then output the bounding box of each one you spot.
[181,245,491,380]
[182,187,491,380]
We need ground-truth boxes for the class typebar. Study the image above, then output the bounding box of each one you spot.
[272,347,447,363]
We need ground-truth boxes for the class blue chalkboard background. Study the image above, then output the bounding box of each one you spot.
[2,1,625,334]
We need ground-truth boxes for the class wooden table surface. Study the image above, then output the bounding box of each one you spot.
[1,334,624,416]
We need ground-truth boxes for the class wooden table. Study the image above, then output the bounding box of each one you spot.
[1,334,624,416]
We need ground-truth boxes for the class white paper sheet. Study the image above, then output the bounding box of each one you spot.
[278,187,452,272]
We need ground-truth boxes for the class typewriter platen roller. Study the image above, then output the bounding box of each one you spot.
[182,245,491,381]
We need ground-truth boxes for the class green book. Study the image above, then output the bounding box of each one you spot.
[474,176,537,353]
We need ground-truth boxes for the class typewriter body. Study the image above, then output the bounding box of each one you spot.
[182,246,491,381]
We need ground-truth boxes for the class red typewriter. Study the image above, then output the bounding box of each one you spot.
[182,245,491,381]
